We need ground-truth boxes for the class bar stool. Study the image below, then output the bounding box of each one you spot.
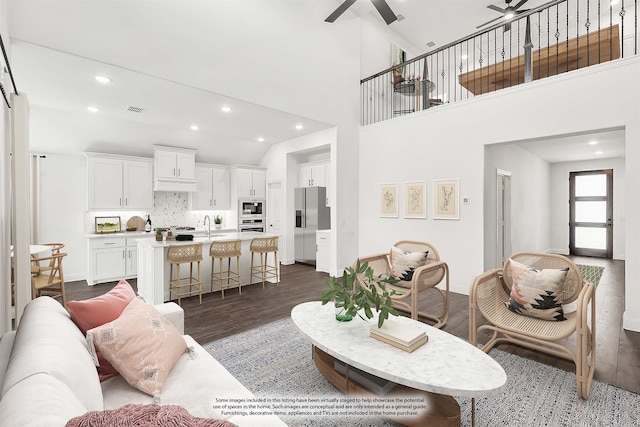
[250,236,279,288]
[209,240,242,298]
[167,243,203,305]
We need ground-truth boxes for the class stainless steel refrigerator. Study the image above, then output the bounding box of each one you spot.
[294,187,331,265]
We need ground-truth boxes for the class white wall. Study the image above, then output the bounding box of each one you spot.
[549,157,626,259]
[0,2,11,332]
[484,144,551,270]
[359,57,640,334]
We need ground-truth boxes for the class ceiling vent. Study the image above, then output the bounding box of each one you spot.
[126,106,144,113]
[426,41,437,48]
[396,14,405,21]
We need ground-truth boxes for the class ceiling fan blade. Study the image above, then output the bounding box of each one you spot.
[371,0,398,25]
[487,4,506,13]
[325,0,357,23]
[476,16,503,29]
[514,0,529,10]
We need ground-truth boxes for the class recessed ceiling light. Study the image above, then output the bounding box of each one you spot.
[221,106,232,113]
[295,124,304,130]
[588,141,598,145]
[94,75,111,84]
[190,125,199,130]
[87,106,99,113]
[257,137,265,142]
[595,151,603,155]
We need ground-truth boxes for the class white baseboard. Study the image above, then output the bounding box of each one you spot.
[65,273,86,283]
[623,312,640,332]
[546,248,569,255]
[281,258,295,265]
[614,253,626,260]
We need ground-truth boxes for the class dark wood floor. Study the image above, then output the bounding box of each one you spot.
[65,256,639,394]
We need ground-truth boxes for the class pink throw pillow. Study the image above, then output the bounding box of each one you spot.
[86,297,187,397]
[67,279,136,381]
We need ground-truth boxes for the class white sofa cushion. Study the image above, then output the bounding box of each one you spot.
[0,372,89,426]
[0,331,16,390]
[1,297,103,411]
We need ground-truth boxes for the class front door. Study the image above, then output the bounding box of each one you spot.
[569,169,613,258]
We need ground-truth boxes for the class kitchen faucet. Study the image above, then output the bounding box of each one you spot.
[203,215,211,240]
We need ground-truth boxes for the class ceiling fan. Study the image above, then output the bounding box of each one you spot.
[476,0,530,32]
[325,0,397,25]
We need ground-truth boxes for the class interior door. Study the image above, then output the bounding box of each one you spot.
[569,169,613,258]
[268,181,283,251]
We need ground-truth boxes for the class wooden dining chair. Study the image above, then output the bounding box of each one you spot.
[31,252,68,307]
[31,243,65,276]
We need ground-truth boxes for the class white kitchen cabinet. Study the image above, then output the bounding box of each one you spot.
[299,161,327,188]
[316,230,331,273]
[237,168,266,198]
[87,236,140,285]
[86,153,153,210]
[190,164,230,210]
[154,148,196,181]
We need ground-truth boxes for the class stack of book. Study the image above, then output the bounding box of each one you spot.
[370,320,428,353]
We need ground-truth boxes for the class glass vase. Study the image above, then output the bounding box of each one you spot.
[334,300,353,322]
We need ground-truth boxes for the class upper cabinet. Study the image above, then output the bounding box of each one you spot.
[190,164,230,210]
[86,153,153,210]
[153,146,197,192]
[237,168,266,199]
[299,160,331,206]
[299,161,327,188]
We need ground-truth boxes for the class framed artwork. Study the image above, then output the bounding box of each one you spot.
[391,43,406,74]
[95,216,121,233]
[433,179,459,220]
[379,183,398,218]
[404,181,426,219]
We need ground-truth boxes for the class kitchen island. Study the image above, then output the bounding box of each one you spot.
[136,232,279,305]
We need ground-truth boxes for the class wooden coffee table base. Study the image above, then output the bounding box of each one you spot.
[313,346,461,427]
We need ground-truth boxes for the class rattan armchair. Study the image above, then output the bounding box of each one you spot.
[469,252,596,399]
[356,240,449,328]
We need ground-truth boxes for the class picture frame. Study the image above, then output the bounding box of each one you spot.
[404,181,427,219]
[95,216,121,233]
[433,179,459,220]
[379,183,398,218]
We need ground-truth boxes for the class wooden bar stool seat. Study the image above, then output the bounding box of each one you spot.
[250,236,279,288]
[167,243,203,305]
[209,240,242,298]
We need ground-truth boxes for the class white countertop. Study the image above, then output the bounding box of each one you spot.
[291,301,507,398]
[85,228,237,239]
[136,232,278,248]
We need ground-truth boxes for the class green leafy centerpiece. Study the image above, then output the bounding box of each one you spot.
[320,260,402,328]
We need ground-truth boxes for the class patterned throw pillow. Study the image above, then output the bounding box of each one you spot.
[390,246,428,288]
[86,297,187,397]
[67,279,136,381]
[506,259,569,321]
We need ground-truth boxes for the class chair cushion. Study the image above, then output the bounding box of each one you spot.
[390,246,428,287]
[67,279,136,381]
[506,259,568,321]
[87,297,187,397]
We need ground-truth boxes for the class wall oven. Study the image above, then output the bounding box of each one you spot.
[238,218,265,233]
[239,199,265,218]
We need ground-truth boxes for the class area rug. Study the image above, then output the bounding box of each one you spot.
[577,264,605,287]
[204,317,639,427]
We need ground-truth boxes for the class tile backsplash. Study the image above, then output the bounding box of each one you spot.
[84,192,233,233]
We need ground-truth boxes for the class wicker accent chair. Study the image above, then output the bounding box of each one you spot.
[356,240,449,328]
[469,252,596,399]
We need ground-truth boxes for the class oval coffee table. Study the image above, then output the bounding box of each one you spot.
[291,301,507,427]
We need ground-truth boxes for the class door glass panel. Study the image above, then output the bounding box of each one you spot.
[575,174,606,197]
[575,227,606,250]
[575,201,607,223]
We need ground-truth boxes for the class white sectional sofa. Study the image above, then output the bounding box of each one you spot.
[0,297,287,426]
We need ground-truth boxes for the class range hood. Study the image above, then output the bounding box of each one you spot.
[153,179,198,192]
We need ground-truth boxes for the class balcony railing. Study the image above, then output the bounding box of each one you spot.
[361,0,638,125]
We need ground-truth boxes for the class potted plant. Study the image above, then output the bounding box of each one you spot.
[155,228,163,241]
[214,215,222,229]
[320,260,402,328]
